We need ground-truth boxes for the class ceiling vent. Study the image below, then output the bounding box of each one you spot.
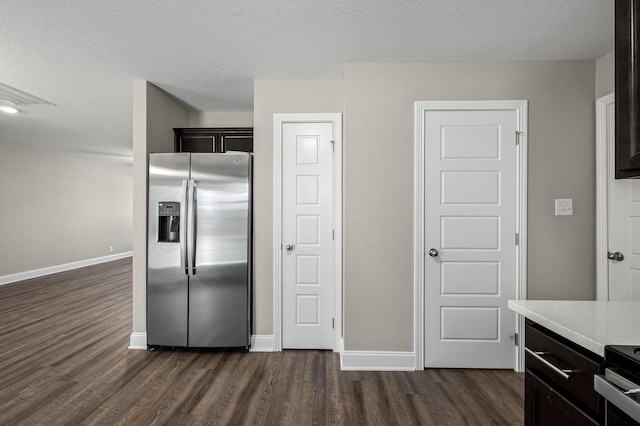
[0,82,55,106]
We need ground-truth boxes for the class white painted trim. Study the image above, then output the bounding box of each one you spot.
[413,100,528,372]
[413,103,426,371]
[0,251,133,286]
[250,335,276,352]
[274,113,283,351]
[515,100,529,373]
[336,336,345,354]
[273,113,343,353]
[128,332,147,350]
[596,93,615,302]
[340,350,415,371]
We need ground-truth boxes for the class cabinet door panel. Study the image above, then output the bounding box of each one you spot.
[615,0,640,178]
[223,135,253,152]
[525,371,598,426]
[174,128,253,153]
[178,136,215,153]
[525,322,601,414]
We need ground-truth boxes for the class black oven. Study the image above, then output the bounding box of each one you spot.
[594,346,640,425]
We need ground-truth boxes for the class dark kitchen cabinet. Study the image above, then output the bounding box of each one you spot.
[174,128,253,153]
[524,320,604,425]
[615,0,640,178]
[525,371,598,426]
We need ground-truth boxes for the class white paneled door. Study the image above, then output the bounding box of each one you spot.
[602,98,640,300]
[281,122,334,349]
[424,108,518,368]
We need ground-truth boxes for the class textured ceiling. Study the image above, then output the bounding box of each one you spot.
[0,0,614,164]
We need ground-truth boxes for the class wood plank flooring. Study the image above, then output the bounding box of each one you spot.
[0,258,524,425]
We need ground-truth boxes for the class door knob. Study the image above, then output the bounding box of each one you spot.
[608,251,625,261]
[285,244,294,252]
[428,248,439,257]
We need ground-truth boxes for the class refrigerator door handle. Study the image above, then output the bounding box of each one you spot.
[187,179,197,275]
[180,179,188,275]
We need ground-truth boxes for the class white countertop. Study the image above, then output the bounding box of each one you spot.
[508,300,640,357]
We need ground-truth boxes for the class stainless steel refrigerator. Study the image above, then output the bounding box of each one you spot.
[147,152,251,349]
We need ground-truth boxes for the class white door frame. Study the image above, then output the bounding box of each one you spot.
[595,93,615,301]
[413,100,528,371]
[273,113,343,352]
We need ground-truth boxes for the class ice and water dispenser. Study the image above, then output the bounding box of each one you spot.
[157,202,180,243]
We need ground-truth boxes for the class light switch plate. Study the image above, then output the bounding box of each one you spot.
[555,198,573,216]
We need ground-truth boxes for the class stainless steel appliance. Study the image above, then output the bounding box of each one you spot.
[147,152,252,349]
[594,346,640,425]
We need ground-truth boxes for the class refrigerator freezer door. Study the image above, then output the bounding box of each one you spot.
[189,153,251,347]
[147,153,190,346]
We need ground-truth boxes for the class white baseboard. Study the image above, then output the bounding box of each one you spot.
[340,350,415,371]
[250,335,275,352]
[128,332,148,350]
[0,251,133,286]
[127,333,413,369]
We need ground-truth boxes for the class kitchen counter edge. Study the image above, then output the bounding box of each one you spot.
[508,300,640,358]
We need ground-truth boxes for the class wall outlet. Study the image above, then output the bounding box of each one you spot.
[555,198,573,216]
[109,245,114,252]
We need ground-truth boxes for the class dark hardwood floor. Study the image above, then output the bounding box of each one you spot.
[0,258,524,425]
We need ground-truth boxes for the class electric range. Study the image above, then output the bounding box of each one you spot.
[595,345,640,425]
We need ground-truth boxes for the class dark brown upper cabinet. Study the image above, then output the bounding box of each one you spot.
[174,128,253,153]
[616,0,640,178]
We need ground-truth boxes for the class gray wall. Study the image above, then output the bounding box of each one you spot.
[0,142,132,276]
[188,111,254,127]
[596,50,614,99]
[253,79,345,334]
[343,61,596,351]
[253,61,597,352]
[131,81,189,333]
[131,84,255,334]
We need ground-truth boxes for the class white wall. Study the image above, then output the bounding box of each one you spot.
[0,142,132,277]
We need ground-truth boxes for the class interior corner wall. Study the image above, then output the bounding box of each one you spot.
[131,80,189,334]
[188,111,254,127]
[343,61,596,352]
[596,50,615,99]
[0,143,132,277]
[252,79,344,335]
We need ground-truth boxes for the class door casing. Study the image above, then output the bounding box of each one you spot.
[413,100,528,371]
[273,113,343,352]
[596,93,615,301]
